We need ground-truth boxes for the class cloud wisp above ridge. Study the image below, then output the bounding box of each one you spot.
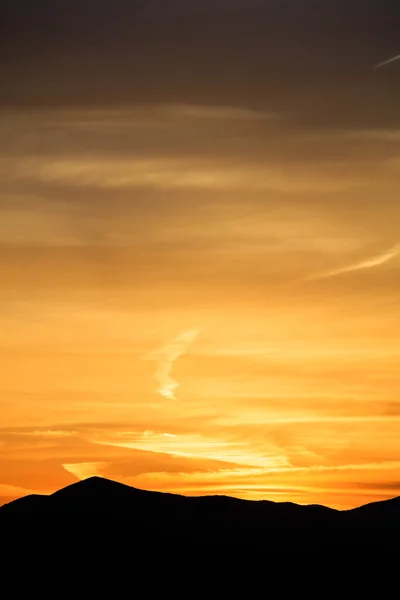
[145,329,201,400]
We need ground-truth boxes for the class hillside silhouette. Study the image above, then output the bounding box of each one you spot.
[1,477,399,548]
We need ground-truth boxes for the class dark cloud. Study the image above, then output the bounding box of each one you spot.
[355,482,400,492]
[1,2,399,128]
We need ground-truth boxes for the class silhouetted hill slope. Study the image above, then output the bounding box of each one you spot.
[346,495,400,522]
[1,477,399,548]
[0,476,338,521]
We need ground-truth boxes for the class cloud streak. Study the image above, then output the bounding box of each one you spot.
[145,329,200,400]
[13,429,78,438]
[305,243,400,281]
[374,55,400,69]
[90,429,286,469]
[3,156,368,194]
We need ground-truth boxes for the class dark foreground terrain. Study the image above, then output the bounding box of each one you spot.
[1,477,399,549]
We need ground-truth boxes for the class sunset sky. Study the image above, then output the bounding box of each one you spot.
[1,0,400,509]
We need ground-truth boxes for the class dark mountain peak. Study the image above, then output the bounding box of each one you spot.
[51,476,136,497]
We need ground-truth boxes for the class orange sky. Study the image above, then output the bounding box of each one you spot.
[1,103,400,510]
[1,1,400,510]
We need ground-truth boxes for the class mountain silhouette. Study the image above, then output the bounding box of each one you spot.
[1,477,399,548]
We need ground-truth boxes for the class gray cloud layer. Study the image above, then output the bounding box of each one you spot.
[1,2,399,130]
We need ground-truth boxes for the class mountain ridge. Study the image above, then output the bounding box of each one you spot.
[1,476,399,548]
[2,475,398,512]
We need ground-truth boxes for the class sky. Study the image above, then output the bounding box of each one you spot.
[1,0,400,510]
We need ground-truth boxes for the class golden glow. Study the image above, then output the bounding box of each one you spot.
[1,105,400,511]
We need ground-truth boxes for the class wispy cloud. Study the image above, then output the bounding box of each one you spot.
[305,243,400,281]
[374,54,400,69]
[62,462,110,480]
[0,104,273,127]
[90,430,287,469]
[299,129,400,142]
[2,156,367,193]
[155,104,274,121]
[145,329,200,400]
[13,429,78,438]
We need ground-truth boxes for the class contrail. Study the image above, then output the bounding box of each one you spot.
[145,329,200,400]
[305,243,400,281]
[374,55,400,69]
